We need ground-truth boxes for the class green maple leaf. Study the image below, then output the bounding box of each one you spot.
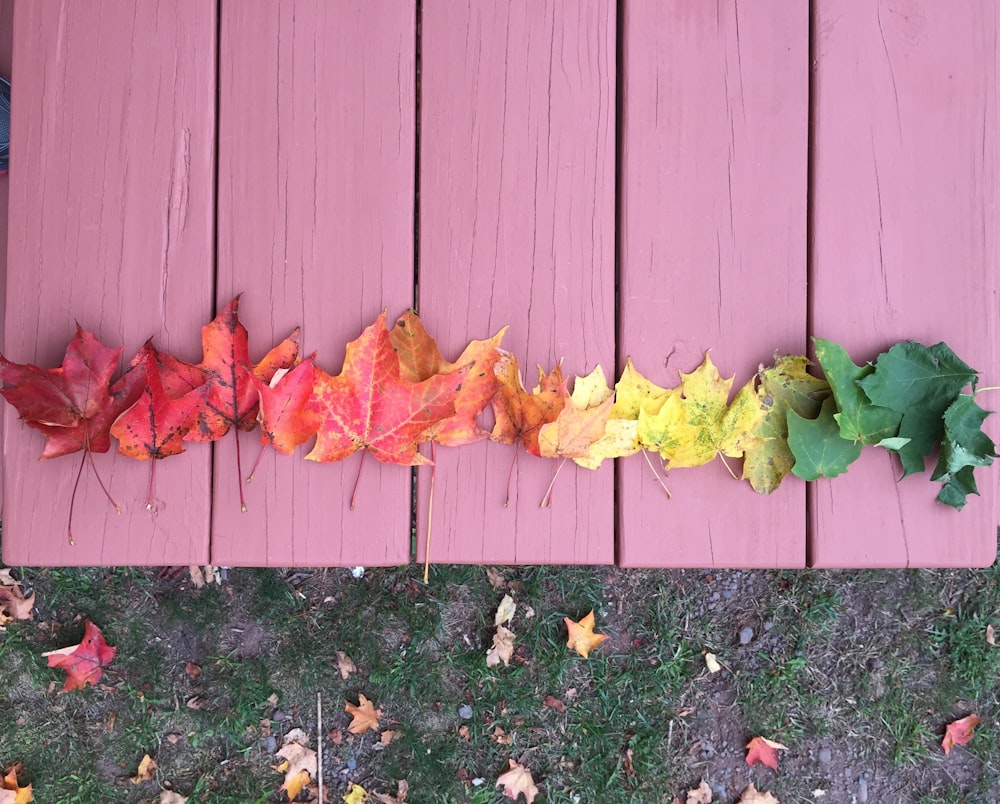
[930,394,997,510]
[787,396,863,481]
[858,342,978,476]
[813,338,901,445]
[743,355,831,493]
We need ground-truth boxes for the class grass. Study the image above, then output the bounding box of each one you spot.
[1,560,999,802]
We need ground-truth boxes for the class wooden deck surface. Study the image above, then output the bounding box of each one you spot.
[2,1,997,568]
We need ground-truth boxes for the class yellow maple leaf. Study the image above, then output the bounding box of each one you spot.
[611,357,671,419]
[538,366,616,463]
[343,784,369,804]
[564,610,609,658]
[345,693,382,734]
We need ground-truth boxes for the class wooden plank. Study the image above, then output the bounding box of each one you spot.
[417,0,616,565]
[0,0,13,513]
[2,1,216,566]
[809,1,998,568]
[211,0,415,567]
[618,1,809,568]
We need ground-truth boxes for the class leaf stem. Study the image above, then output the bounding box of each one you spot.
[974,385,1000,396]
[350,451,367,510]
[503,442,519,508]
[539,457,567,508]
[86,448,121,514]
[718,453,739,481]
[642,449,672,499]
[146,461,157,510]
[235,430,247,512]
[66,451,87,545]
[246,443,266,483]
[423,443,436,585]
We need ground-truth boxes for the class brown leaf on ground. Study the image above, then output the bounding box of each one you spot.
[987,623,996,646]
[942,714,981,754]
[745,735,787,771]
[457,725,470,741]
[494,594,516,626]
[496,759,539,802]
[686,779,713,804]
[336,650,357,680]
[564,611,608,658]
[380,729,401,745]
[273,729,317,800]
[130,754,156,783]
[372,780,409,804]
[0,762,32,804]
[158,791,188,804]
[737,782,781,803]
[487,625,516,668]
[492,726,512,745]
[0,570,34,624]
[346,693,381,734]
[543,695,567,713]
[184,662,201,680]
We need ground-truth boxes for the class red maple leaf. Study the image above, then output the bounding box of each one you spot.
[942,714,981,754]
[42,620,116,692]
[745,736,787,771]
[181,295,300,509]
[111,343,210,507]
[253,356,320,455]
[305,311,465,502]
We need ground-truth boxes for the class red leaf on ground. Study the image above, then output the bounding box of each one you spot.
[745,735,787,771]
[305,311,464,465]
[942,714,980,754]
[42,620,116,692]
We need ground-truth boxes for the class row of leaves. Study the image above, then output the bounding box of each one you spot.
[0,295,996,541]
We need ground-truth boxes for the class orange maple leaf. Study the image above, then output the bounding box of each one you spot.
[942,714,981,754]
[390,311,506,446]
[0,762,32,804]
[745,735,787,771]
[564,611,608,658]
[253,356,320,454]
[345,693,382,735]
[41,620,116,693]
[495,759,539,802]
[490,351,567,456]
[306,311,464,465]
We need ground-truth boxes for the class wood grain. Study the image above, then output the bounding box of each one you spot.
[212,0,416,566]
[2,0,216,565]
[618,1,809,568]
[418,0,616,565]
[0,0,13,512]
[809,0,999,568]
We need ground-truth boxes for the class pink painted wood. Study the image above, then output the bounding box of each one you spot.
[809,0,999,568]
[0,0,12,510]
[2,1,216,566]
[618,1,810,568]
[417,0,616,565]
[210,0,416,566]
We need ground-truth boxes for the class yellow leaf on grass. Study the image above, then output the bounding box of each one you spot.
[494,594,516,626]
[346,693,382,734]
[343,783,369,803]
[564,611,609,658]
[274,729,317,799]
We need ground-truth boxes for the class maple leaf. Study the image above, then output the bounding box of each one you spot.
[273,728,317,799]
[538,366,618,466]
[743,355,831,493]
[253,356,321,455]
[737,783,781,803]
[858,341,979,476]
[495,759,539,803]
[564,611,608,658]
[343,784,369,803]
[306,311,464,465]
[684,779,714,804]
[745,735,787,771]
[345,693,381,734]
[487,625,516,667]
[41,620,116,692]
[390,311,506,446]
[942,713,981,754]
[0,763,32,804]
[494,594,516,626]
[490,351,568,457]
[787,397,863,481]
[0,570,34,624]
[640,353,765,470]
[130,754,156,783]
[371,780,409,804]
[930,394,997,510]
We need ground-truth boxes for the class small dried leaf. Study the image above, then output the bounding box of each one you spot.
[942,714,981,754]
[345,693,381,734]
[987,623,996,646]
[686,779,714,804]
[486,625,516,668]
[495,759,539,803]
[130,754,156,784]
[543,695,567,713]
[704,653,721,673]
[494,594,516,626]
[745,735,787,771]
[564,611,608,658]
[336,650,358,679]
[738,783,781,804]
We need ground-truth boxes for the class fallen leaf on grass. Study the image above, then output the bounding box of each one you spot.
[496,759,539,803]
[704,653,721,673]
[745,735,787,771]
[564,611,608,658]
[0,570,34,624]
[494,594,516,626]
[738,783,781,803]
[380,729,401,745]
[492,726,512,745]
[942,714,981,754]
[343,784,368,803]
[0,762,32,804]
[346,693,381,734]
[487,625,516,668]
[457,725,470,741]
[184,662,201,680]
[158,792,188,804]
[41,620,116,692]
[336,650,357,679]
[371,780,408,803]
[987,624,996,646]
[273,729,317,800]
[543,695,567,713]
[130,754,156,783]
[685,779,713,804]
